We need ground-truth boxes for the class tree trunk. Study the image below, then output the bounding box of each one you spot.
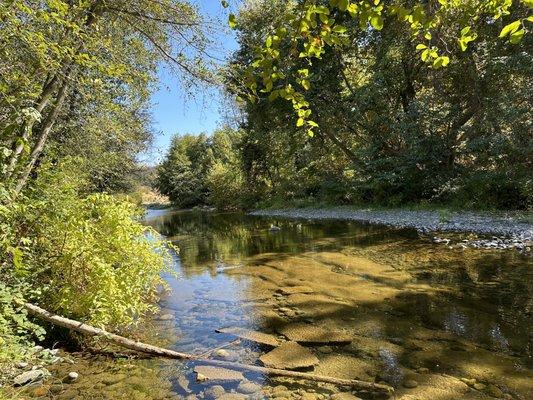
[23,302,393,393]
[13,68,77,194]
[4,75,61,180]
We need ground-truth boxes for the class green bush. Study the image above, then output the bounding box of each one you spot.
[206,161,245,210]
[1,161,172,335]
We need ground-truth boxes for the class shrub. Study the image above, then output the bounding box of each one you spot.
[206,161,245,210]
[1,161,172,333]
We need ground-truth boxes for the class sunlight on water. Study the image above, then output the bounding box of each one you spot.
[34,210,532,400]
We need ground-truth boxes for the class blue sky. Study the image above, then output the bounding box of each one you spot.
[144,1,239,165]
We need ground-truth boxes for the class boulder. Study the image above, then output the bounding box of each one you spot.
[259,341,319,370]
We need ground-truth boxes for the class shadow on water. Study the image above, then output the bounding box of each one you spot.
[29,209,532,400]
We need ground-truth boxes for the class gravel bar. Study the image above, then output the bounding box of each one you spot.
[250,208,532,248]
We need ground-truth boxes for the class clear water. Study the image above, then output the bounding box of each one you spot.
[22,210,533,399]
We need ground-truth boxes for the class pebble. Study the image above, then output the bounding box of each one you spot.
[331,394,363,400]
[486,384,503,398]
[204,385,226,399]
[403,379,419,389]
[64,371,79,383]
[16,362,29,369]
[250,209,533,250]
[301,393,320,400]
[473,382,486,390]
[158,313,174,321]
[214,349,231,359]
[237,380,261,394]
[32,386,48,397]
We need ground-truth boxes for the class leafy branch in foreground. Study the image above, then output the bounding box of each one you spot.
[225,0,531,136]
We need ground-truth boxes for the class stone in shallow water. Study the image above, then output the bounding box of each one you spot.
[13,369,45,386]
[216,327,280,347]
[279,286,314,295]
[278,323,352,344]
[331,393,362,400]
[217,394,247,400]
[259,341,319,370]
[204,385,226,399]
[193,366,244,382]
[237,380,261,394]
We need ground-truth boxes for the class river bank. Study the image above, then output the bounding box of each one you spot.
[250,207,532,251]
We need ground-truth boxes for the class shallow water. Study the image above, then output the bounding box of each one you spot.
[23,210,532,399]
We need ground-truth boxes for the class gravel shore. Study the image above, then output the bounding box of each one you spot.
[250,208,532,251]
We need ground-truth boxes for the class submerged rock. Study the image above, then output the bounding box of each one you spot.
[63,371,79,383]
[278,323,352,344]
[216,327,280,347]
[237,380,261,394]
[13,369,45,386]
[217,394,247,400]
[331,394,363,400]
[403,379,419,388]
[486,384,504,398]
[204,385,226,399]
[193,366,244,383]
[259,341,319,370]
[279,286,314,295]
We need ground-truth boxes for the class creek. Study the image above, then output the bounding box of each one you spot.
[21,209,533,399]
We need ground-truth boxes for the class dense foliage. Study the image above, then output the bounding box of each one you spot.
[157,128,246,209]
[0,0,208,372]
[215,0,532,209]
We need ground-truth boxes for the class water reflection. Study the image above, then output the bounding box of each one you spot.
[29,209,532,399]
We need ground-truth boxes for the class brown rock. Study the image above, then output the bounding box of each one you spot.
[217,395,247,400]
[279,286,314,295]
[259,341,319,370]
[278,323,352,344]
[193,366,244,382]
[403,379,419,389]
[331,394,363,400]
[216,327,280,347]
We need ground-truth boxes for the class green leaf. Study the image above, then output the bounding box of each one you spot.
[416,44,427,50]
[433,56,450,68]
[332,24,347,33]
[268,90,279,102]
[460,26,471,36]
[338,0,349,12]
[509,28,525,44]
[297,118,305,127]
[301,79,310,90]
[228,14,237,29]
[499,20,520,38]
[370,14,383,30]
[266,36,272,48]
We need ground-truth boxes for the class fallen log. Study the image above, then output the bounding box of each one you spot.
[23,302,393,393]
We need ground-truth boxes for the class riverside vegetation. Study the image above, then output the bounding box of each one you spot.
[1,0,532,399]
[158,0,532,211]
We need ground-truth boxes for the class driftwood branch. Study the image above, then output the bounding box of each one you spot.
[24,303,393,393]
